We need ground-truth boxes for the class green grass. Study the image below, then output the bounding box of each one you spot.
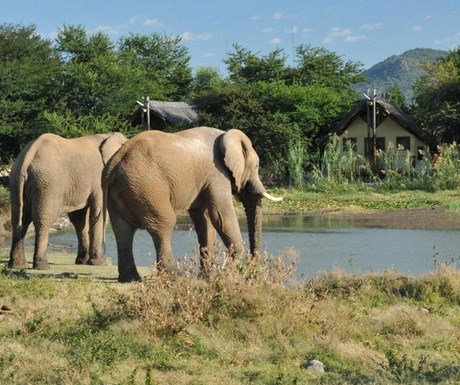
[0,252,459,384]
[262,188,460,214]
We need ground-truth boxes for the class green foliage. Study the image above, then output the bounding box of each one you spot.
[118,32,193,100]
[433,142,460,190]
[0,23,61,160]
[43,110,137,138]
[388,84,407,109]
[0,186,8,210]
[293,44,366,88]
[0,23,193,160]
[413,47,460,143]
[287,140,306,188]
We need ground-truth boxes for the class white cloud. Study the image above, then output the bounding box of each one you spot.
[93,25,120,35]
[324,27,367,44]
[272,12,285,20]
[250,15,260,21]
[143,18,160,27]
[285,25,299,34]
[361,22,384,30]
[181,32,213,41]
[329,27,352,37]
[303,27,313,33]
[269,37,282,44]
[345,34,367,42]
[411,25,423,32]
[434,32,460,44]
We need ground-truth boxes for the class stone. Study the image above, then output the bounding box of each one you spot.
[302,359,325,373]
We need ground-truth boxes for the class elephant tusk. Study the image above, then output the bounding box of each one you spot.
[263,191,283,202]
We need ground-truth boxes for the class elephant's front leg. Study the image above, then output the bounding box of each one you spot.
[32,224,51,270]
[208,203,244,259]
[68,209,90,264]
[189,206,217,279]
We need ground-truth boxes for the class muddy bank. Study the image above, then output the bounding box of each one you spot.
[327,209,460,230]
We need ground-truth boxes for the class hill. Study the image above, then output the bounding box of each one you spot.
[354,48,447,101]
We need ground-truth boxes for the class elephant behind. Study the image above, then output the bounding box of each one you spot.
[103,126,281,282]
[9,132,128,270]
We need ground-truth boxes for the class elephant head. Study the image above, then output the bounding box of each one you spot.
[220,129,282,256]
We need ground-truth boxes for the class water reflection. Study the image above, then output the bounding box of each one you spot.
[46,214,460,278]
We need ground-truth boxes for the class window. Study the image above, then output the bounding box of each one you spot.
[342,137,357,151]
[396,136,411,151]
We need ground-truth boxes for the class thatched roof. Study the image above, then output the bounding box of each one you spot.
[332,97,435,147]
[146,101,199,125]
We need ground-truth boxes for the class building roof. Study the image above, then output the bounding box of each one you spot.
[146,101,199,125]
[332,97,436,147]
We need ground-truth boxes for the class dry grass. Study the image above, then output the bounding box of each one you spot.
[0,250,459,384]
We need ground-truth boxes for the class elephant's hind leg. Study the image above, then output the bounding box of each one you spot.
[145,209,178,274]
[69,209,90,264]
[110,209,141,282]
[8,214,32,268]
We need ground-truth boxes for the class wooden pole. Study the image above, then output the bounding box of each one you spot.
[146,96,150,131]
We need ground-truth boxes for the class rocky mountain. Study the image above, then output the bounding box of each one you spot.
[354,48,447,101]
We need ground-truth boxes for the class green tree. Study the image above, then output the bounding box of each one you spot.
[194,44,362,182]
[224,44,288,83]
[413,47,460,143]
[0,23,61,160]
[55,25,143,117]
[292,44,365,88]
[388,84,407,110]
[54,26,194,118]
[118,32,193,100]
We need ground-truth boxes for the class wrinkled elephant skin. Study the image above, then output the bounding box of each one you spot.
[8,132,127,270]
[103,126,282,282]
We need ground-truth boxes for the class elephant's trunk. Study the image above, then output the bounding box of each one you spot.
[242,194,263,258]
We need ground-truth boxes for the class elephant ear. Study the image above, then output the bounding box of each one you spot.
[100,133,128,165]
[220,129,249,192]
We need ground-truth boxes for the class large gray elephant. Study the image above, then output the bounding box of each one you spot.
[8,132,128,270]
[103,126,282,282]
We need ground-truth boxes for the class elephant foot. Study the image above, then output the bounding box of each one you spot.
[118,272,142,283]
[86,257,111,266]
[8,259,28,269]
[33,260,50,270]
[75,255,89,265]
[157,259,179,275]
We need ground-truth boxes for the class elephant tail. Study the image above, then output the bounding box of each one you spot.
[9,140,35,234]
[101,155,118,247]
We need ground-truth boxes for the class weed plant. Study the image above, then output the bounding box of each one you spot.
[0,251,459,384]
[302,136,460,194]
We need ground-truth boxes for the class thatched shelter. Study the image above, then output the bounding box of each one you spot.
[132,100,199,130]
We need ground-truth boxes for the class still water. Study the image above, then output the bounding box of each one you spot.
[46,215,460,278]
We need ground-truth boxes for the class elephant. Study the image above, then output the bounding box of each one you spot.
[102,126,282,282]
[8,132,128,270]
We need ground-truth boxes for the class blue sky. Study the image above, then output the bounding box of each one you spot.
[3,0,460,72]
